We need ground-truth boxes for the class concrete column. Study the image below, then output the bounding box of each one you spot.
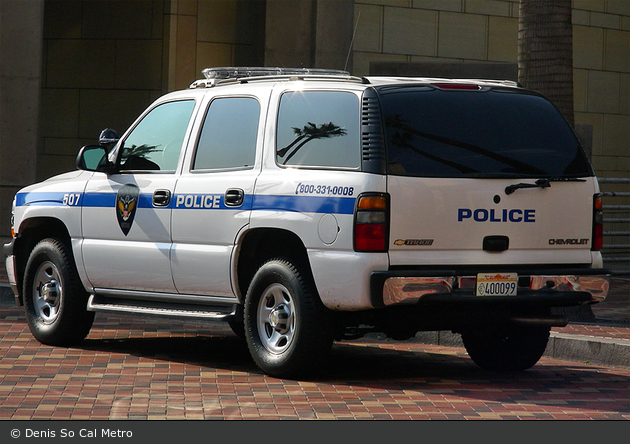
[164,0,198,92]
[265,0,316,68]
[0,0,44,236]
[265,0,354,72]
[314,0,355,72]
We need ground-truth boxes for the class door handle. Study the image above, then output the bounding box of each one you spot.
[153,189,171,207]
[225,188,244,207]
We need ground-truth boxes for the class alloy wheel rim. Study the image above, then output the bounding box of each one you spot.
[257,283,295,354]
[32,260,62,324]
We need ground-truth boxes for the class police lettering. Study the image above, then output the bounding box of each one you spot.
[175,194,221,209]
[458,208,535,223]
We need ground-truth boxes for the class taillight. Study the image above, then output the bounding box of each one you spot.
[354,193,389,252]
[592,193,603,251]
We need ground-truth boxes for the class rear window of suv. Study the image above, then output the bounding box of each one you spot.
[379,86,592,178]
[276,91,360,169]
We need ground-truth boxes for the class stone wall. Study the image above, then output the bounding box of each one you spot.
[352,0,630,180]
[40,0,166,181]
[572,0,629,179]
[38,0,267,182]
[0,0,44,236]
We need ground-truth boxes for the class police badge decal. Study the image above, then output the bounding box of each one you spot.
[116,184,139,236]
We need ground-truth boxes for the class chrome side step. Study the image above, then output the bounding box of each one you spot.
[87,294,237,322]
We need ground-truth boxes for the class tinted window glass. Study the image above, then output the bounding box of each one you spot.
[193,97,259,170]
[276,91,360,168]
[120,100,195,172]
[380,87,592,178]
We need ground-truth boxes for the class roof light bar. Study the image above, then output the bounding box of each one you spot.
[202,67,351,80]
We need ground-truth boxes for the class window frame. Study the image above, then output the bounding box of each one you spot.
[274,89,362,172]
[378,86,593,179]
[114,98,198,174]
[189,94,262,174]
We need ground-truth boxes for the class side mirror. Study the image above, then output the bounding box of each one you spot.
[99,128,120,147]
[76,145,117,174]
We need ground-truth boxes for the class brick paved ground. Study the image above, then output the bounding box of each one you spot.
[0,243,628,421]
[1,302,629,420]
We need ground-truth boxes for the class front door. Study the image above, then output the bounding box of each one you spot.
[81,99,197,293]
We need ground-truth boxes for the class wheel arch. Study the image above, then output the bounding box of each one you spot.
[235,228,313,304]
[13,217,72,305]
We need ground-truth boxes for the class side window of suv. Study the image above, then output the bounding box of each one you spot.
[276,91,360,169]
[192,97,260,170]
[119,100,195,172]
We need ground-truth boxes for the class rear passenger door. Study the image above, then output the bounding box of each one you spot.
[170,95,265,297]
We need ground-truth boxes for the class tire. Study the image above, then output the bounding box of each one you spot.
[23,238,94,346]
[244,258,333,378]
[461,324,550,372]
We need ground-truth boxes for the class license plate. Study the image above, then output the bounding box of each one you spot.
[476,273,518,296]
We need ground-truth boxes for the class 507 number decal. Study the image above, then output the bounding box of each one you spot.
[295,183,354,196]
[62,193,81,206]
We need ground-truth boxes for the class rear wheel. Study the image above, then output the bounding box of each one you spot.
[23,238,94,346]
[461,324,550,372]
[244,258,333,378]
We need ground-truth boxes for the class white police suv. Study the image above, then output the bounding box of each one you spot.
[4,67,611,377]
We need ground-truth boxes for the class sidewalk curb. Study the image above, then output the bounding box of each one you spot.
[546,332,630,369]
[413,330,630,370]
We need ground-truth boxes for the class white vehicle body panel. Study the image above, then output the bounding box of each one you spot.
[81,173,177,292]
[388,176,598,267]
[252,168,387,309]
[171,169,256,297]
[307,250,389,309]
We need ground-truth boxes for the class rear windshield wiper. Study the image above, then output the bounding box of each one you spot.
[505,177,587,195]
[505,178,550,195]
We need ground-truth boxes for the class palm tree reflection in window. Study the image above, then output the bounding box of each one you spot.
[121,144,162,170]
[277,122,347,165]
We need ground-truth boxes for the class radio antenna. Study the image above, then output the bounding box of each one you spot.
[344,11,361,73]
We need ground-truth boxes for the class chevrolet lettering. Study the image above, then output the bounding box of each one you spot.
[394,239,434,246]
[4,67,611,378]
[549,238,590,245]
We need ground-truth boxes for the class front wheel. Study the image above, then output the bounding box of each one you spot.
[461,324,550,372]
[23,238,94,346]
[244,258,333,378]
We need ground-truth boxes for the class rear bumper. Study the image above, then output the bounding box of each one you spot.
[370,268,611,309]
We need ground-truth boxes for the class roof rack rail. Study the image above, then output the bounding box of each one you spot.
[204,67,350,80]
[363,76,520,89]
[189,67,362,88]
